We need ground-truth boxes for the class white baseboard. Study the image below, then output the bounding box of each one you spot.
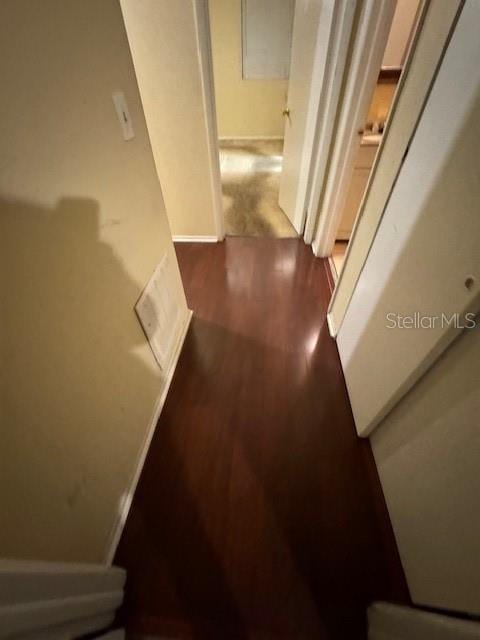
[173,235,218,243]
[218,136,284,141]
[105,309,193,564]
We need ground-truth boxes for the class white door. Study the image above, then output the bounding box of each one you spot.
[278,0,330,233]
[337,0,480,437]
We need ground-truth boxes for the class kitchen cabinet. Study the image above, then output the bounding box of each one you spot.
[337,139,379,240]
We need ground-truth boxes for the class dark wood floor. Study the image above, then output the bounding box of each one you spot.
[115,238,409,640]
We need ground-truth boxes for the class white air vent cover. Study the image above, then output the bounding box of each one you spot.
[135,255,182,370]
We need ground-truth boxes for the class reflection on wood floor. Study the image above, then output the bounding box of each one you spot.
[219,139,298,238]
[115,238,409,639]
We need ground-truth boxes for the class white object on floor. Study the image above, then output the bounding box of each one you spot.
[0,560,125,639]
[368,602,480,639]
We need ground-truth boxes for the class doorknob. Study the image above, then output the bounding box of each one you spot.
[282,108,290,117]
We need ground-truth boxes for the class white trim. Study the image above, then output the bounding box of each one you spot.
[173,235,218,243]
[337,0,480,436]
[326,312,337,338]
[369,602,480,638]
[303,0,357,243]
[0,560,125,639]
[312,0,396,257]
[326,0,460,335]
[0,559,126,574]
[218,136,284,141]
[0,592,123,637]
[192,0,225,240]
[105,309,193,564]
[288,0,337,235]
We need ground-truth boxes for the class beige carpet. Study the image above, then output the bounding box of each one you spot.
[219,139,298,238]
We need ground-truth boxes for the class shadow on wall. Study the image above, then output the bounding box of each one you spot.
[0,196,161,562]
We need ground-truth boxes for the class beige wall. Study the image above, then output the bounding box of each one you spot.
[209,0,288,138]
[371,326,480,613]
[120,0,219,238]
[0,0,187,562]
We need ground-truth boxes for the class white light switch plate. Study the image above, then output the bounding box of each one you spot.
[112,91,134,141]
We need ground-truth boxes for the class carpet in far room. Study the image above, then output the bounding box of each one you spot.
[219,139,298,238]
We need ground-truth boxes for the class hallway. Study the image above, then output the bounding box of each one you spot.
[115,238,409,639]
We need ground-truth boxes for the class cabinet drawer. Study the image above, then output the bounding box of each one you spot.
[337,167,371,240]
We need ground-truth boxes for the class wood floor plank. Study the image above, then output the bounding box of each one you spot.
[115,238,409,640]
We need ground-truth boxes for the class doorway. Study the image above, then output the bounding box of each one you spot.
[329,0,422,280]
[217,139,296,237]
[208,0,317,238]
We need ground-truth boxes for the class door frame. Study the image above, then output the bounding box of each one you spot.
[311,0,397,257]
[199,0,359,243]
[326,0,463,337]
[302,0,357,243]
[336,0,479,437]
[195,0,415,250]
[193,0,225,241]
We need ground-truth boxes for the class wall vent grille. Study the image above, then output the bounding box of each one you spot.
[135,255,182,370]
